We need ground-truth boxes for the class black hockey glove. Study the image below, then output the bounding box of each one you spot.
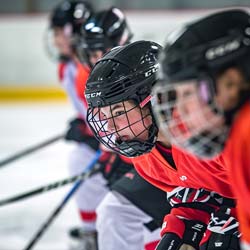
[200,206,241,250]
[99,153,133,186]
[65,118,99,150]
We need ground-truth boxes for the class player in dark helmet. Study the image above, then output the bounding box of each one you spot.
[46,2,112,250]
[76,22,169,249]
[153,9,250,249]
[85,40,159,157]
[153,8,250,158]
[46,0,93,61]
[76,7,133,67]
[50,0,93,33]
[85,40,241,250]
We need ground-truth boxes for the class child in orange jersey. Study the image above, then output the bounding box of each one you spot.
[152,9,250,249]
[79,10,171,250]
[85,40,240,250]
[48,2,108,247]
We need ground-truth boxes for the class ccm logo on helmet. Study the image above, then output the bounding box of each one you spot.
[205,39,240,60]
[144,64,159,77]
[86,92,102,99]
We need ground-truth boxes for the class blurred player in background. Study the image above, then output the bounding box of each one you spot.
[47,1,110,249]
[152,9,250,249]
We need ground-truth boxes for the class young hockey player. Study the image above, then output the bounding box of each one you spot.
[48,2,109,248]
[77,9,171,250]
[152,9,250,249]
[84,40,240,250]
[51,4,168,249]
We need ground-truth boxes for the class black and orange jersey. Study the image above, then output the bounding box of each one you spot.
[131,144,234,199]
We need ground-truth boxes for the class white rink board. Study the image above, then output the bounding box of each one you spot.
[0,9,227,86]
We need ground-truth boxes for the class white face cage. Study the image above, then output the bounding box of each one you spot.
[152,78,229,158]
[44,28,60,62]
[44,24,73,62]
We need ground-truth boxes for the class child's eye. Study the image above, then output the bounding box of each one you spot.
[114,110,125,116]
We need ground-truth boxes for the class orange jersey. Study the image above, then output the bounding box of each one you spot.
[223,101,250,243]
[131,144,234,198]
[75,62,90,108]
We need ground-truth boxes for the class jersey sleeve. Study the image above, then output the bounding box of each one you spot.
[62,62,89,119]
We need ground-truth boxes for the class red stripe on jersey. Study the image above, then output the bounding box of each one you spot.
[79,211,97,222]
[58,63,67,82]
[144,240,160,250]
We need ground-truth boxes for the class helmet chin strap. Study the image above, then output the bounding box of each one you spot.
[59,54,71,62]
[114,123,158,157]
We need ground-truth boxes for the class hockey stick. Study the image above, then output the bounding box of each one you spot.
[0,134,64,168]
[23,149,102,250]
[0,161,102,207]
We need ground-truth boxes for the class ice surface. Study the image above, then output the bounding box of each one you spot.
[0,102,84,250]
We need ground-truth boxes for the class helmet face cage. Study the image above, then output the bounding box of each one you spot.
[87,99,157,157]
[153,78,229,158]
[44,28,61,62]
[85,40,162,157]
[45,24,73,62]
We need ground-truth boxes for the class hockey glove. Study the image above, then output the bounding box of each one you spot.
[99,153,133,186]
[200,206,241,250]
[157,213,207,250]
[65,118,99,150]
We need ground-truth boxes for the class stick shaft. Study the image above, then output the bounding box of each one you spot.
[23,150,101,250]
[0,134,64,168]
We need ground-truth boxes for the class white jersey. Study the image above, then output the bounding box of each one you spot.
[61,61,87,118]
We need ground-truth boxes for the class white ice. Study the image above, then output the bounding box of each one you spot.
[0,102,85,250]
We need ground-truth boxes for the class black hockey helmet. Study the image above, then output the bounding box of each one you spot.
[50,0,93,34]
[153,9,250,158]
[46,0,93,61]
[160,9,250,83]
[85,40,161,157]
[76,7,133,65]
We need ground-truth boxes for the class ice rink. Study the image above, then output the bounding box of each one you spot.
[0,101,86,250]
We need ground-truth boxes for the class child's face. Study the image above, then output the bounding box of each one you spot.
[153,67,249,157]
[215,68,248,111]
[94,100,153,144]
[53,26,72,57]
[174,81,224,136]
[88,50,104,67]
